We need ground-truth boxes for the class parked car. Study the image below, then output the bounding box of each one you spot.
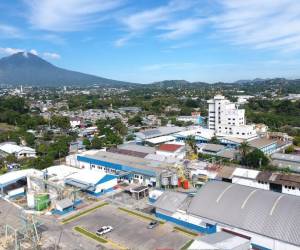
[96,226,113,236]
[147,221,159,229]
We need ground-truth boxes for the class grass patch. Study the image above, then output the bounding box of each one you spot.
[62,202,108,224]
[180,240,194,250]
[74,226,107,243]
[174,226,198,237]
[118,207,165,224]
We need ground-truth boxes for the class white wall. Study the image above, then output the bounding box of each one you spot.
[95,178,117,193]
[282,186,300,196]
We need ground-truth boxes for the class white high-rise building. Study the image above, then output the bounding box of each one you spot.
[207,95,257,139]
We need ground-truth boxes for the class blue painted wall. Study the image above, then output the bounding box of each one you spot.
[155,212,216,234]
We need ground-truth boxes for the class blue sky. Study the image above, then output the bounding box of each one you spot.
[1,0,300,83]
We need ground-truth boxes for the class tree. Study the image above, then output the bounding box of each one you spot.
[51,115,70,129]
[209,136,220,144]
[126,134,135,141]
[91,136,103,149]
[128,115,143,126]
[244,149,269,168]
[36,143,48,156]
[293,136,300,146]
[186,136,197,154]
[82,138,91,149]
[239,141,251,164]
[285,145,295,154]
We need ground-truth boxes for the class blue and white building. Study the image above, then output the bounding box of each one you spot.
[66,150,171,187]
[65,169,117,196]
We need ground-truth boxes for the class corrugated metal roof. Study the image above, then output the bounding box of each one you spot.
[135,126,184,139]
[202,144,225,153]
[187,181,300,246]
[271,153,300,164]
[154,191,188,213]
[248,138,277,149]
[117,143,156,154]
[107,148,148,158]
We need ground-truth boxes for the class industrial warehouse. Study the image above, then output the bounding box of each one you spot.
[153,181,300,250]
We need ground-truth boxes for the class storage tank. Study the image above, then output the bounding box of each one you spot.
[161,176,169,186]
[27,192,35,209]
[160,172,170,187]
[35,194,49,211]
[170,173,178,186]
[183,180,189,189]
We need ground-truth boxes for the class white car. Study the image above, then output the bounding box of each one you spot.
[96,226,113,236]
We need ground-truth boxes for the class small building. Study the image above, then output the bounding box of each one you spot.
[0,142,36,159]
[145,135,176,146]
[248,138,277,155]
[156,143,185,159]
[271,153,300,173]
[117,143,156,155]
[200,144,225,155]
[135,126,184,144]
[174,128,215,144]
[55,198,74,212]
[0,169,42,195]
[65,170,117,196]
[188,231,250,250]
[256,171,300,196]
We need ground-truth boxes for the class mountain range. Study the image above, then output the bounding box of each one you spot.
[0,52,135,87]
[0,52,299,88]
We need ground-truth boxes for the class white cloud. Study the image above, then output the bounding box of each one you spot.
[29,49,38,55]
[0,47,24,55]
[115,0,197,46]
[159,18,205,40]
[213,0,300,52]
[0,24,23,38]
[0,48,61,60]
[25,0,124,31]
[43,52,61,59]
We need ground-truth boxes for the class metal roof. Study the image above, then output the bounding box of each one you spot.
[202,144,225,153]
[145,135,176,145]
[248,138,277,149]
[79,150,171,176]
[107,148,148,158]
[55,198,73,210]
[154,191,188,213]
[216,166,236,179]
[190,231,249,250]
[271,153,300,164]
[135,126,184,139]
[117,143,156,154]
[187,181,300,246]
[256,171,300,188]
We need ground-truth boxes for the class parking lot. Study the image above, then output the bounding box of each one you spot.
[66,204,192,250]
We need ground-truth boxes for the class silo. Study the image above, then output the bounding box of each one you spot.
[27,192,35,209]
[160,172,169,187]
[170,173,178,187]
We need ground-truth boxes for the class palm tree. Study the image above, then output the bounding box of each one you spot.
[186,136,197,155]
[239,141,251,164]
